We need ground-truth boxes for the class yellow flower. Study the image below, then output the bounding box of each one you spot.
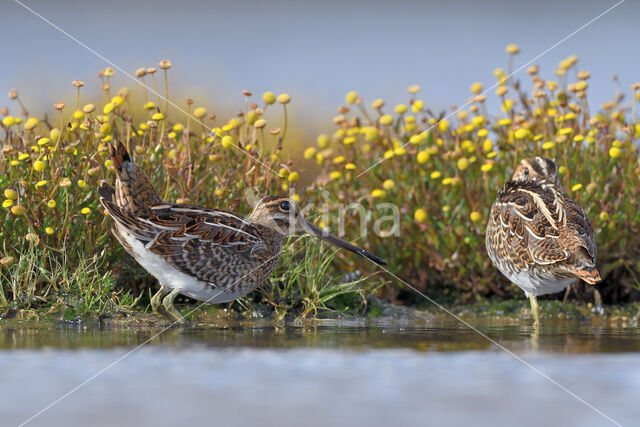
[379,115,393,126]
[73,110,85,121]
[558,127,573,135]
[575,81,588,91]
[345,163,356,170]
[47,200,56,208]
[382,179,395,190]
[50,128,61,141]
[303,147,316,159]
[364,127,379,142]
[277,94,291,104]
[487,151,497,159]
[172,123,184,132]
[316,153,325,165]
[542,141,555,150]
[78,179,87,188]
[573,135,584,142]
[291,194,300,203]
[4,189,18,200]
[442,177,452,185]
[482,139,493,152]
[412,100,424,112]
[394,104,408,115]
[35,180,47,188]
[409,134,424,144]
[416,151,430,164]
[476,128,488,139]
[329,171,342,180]
[333,155,345,164]
[372,99,384,109]
[287,171,299,182]
[343,136,356,145]
[33,160,46,172]
[81,207,91,215]
[505,44,520,54]
[430,171,441,179]
[599,211,610,221]
[45,227,54,235]
[221,136,233,148]
[514,128,528,139]
[407,85,420,94]
[83,104,95,113]
[371,189,386,199]
[470,82,483,94]
[438,119,449,133]
[571,183,582,192]
[317,134,329,149]
[558,166,567,175]
[2,200,13,208]
[144,101,157,111]
[457,157,469,170]
[24,117,39,131]
[168,132,176,139]
[345,91,358,105]
[609,147,621,159]
[481,162,493,172]
[414,209,427,223]
[111,95,124,106]
[470,211,482,222]
[2,116,16,127]
[11,205,25,215]
[152,113,165,121]
[262,92,276,105]
[103,103,115,114]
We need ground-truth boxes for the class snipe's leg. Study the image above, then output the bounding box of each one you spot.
[593,288,604,315]
[150,284,168,315]
[528,294,540,326]
[162,288,189,326]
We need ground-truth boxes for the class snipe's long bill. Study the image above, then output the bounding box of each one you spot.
[303,221,386,265]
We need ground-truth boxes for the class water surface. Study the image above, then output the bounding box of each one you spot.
[1,317,638,426]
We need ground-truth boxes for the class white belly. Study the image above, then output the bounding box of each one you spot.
[504,270,574,297]
[121,230,250,303]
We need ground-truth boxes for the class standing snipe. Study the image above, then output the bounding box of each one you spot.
[99,141,386,324]
[485,157,600,324]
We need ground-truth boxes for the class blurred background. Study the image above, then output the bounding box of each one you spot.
[2,0,637,139]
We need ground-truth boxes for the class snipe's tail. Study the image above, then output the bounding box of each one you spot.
[107,140,163,215]
[575,267,601,285]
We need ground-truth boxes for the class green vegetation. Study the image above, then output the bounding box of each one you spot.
[0,45,639,321]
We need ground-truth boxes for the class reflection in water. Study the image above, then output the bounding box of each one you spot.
[0,316,638,353]
[0,317,638,426]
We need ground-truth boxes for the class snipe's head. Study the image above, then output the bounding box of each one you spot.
[249,196,386,265]
[511,157,560,185]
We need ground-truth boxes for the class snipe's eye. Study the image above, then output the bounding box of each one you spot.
[279,200,291,211]
[524,167,530,176]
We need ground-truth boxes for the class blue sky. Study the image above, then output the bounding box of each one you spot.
[2,0,637,136]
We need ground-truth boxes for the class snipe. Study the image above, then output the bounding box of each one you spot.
[485,157,600,324]
[99,141,386,324]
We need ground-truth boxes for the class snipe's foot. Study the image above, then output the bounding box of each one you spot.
[162,287,190,326]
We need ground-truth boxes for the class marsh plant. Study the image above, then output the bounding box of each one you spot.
[1,44,639,319]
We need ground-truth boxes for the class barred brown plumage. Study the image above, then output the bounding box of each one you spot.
[99,140,386,324]
[485,157,600,324]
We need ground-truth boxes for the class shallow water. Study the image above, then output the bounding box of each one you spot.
[1,317,639,427]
